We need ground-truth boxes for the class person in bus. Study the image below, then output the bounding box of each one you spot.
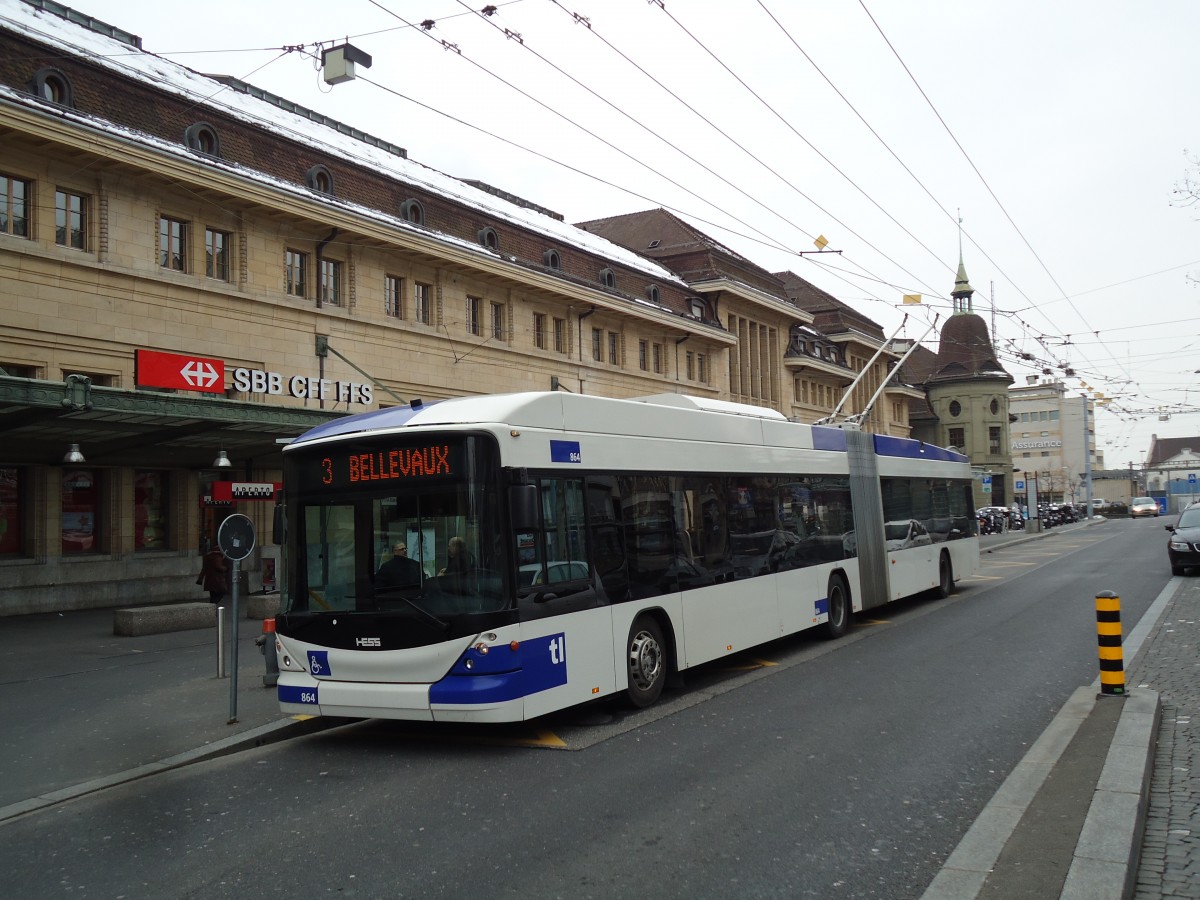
[198,546,229,604]
[376,542,422,590]
[439,536,470,576]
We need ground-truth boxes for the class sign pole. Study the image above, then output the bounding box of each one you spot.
[229,559,240,723]
[217,514,256,725]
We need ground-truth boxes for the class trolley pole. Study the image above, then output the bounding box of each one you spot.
[1095,591,1125,697]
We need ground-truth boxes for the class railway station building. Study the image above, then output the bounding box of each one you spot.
[0,0,912,614]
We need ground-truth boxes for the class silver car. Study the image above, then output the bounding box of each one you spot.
[1130,497,1160,518]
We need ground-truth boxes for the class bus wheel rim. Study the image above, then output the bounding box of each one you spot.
[629,630,661,690]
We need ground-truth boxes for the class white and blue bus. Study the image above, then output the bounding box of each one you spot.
[274,392,978,722]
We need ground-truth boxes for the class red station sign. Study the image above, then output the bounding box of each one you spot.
[136,349,225,394]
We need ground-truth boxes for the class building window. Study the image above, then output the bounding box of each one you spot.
[400,199,424,225]
[948,427,965,450]
[553,318,566,354]
[652,343,663,374]
[491,301,505,340]
[55,189,87,250]
[466,297,481,335]
[534,313,547,350]
[989,398,1000,415]
[414,282,431,324]
[697,354,708,384]
[543,249,560,269]
[385,275,404,318]
[205,228,230,280]
[477,227,499,251]
[989,427,1002,455]
[159,216,187,271]
[183,122,221,156]
[948,400,962,417]
[133,470,169,552]
[639,340,648,371]
[30,67,74,106]
[0,466,26,557]
[686,351,695,380]
[646,285,660,304]
[319,258,342,306]
[599,267,616,289]
[305,164,335,195]
[608,332,620,365]
[61,469,101,555]
[1049,410,1059,421]
[0,173,34,240]
[592,328,602,362]
[1021,412,1029,422]
[285,249,308,298]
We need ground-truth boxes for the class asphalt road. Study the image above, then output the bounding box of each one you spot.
[0,519,1171,899]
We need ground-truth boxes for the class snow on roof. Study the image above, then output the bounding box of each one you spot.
[2,1,686,288]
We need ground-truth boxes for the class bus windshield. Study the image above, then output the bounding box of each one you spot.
[281,434,507,618]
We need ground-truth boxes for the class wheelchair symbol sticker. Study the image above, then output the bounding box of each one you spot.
[307,651,330,677]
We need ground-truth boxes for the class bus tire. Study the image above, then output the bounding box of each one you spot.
[935,552,954,599]
[626,616,667,708]
[822,575,850,640]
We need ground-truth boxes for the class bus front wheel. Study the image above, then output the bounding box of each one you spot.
[626,617,666,708]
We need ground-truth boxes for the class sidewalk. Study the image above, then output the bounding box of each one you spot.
[927,518,1198,899]
[0,603,323,822]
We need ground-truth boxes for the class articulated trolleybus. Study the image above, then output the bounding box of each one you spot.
[275,392,978,722]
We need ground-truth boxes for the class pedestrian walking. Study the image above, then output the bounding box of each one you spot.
[198,546,229,604]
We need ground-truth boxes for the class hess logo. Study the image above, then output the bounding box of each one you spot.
[356,637,382,648]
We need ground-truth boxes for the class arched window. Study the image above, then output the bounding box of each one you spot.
[400,199,424,226]
[30,68,74,107]
[598,267,616,289]
[183,122,221,156]
[477,226,499,251]
[949,400,962,417]
[305,164,335,195]
[645,285,660,304]
[543,249,561,270]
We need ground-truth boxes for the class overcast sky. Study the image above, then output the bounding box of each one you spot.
[64,0,1200,467]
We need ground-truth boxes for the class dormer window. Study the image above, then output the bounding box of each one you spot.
[400,199,424,226]
[646,285,660,304]
[305,164,335,195]
[543,249,561,270]
[183,122,221,156]
[477,226,499,251]
[688,297,705,319]
[599,267,616,289]
[30,68,74,107]
[647,239,661,249]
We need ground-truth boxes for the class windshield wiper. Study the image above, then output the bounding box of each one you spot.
[374,587,448,631]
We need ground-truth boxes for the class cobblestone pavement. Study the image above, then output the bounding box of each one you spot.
[1131,576,1200,898]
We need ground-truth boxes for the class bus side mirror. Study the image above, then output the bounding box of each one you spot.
[510,484,539,531]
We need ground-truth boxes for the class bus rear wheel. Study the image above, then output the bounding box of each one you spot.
[935,552,954,598]
[822,575,850,640]
[626,617,666,708]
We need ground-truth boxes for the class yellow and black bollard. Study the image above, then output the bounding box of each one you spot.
[1095,591,1125,696]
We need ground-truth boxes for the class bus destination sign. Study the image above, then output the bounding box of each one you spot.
[319,444,457,488]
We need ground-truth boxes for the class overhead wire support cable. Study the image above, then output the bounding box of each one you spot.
[647,1,948,295]
[856,0,1134,388]
[368,1,793,255]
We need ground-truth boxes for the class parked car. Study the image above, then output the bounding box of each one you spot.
[1166,506,1200,575]
[518,561,589,587]
[1130,497,1160,518]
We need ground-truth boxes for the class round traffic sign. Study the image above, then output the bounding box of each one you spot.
[218,513,256,561]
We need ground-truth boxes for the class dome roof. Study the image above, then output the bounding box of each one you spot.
[930,313,1012,383]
